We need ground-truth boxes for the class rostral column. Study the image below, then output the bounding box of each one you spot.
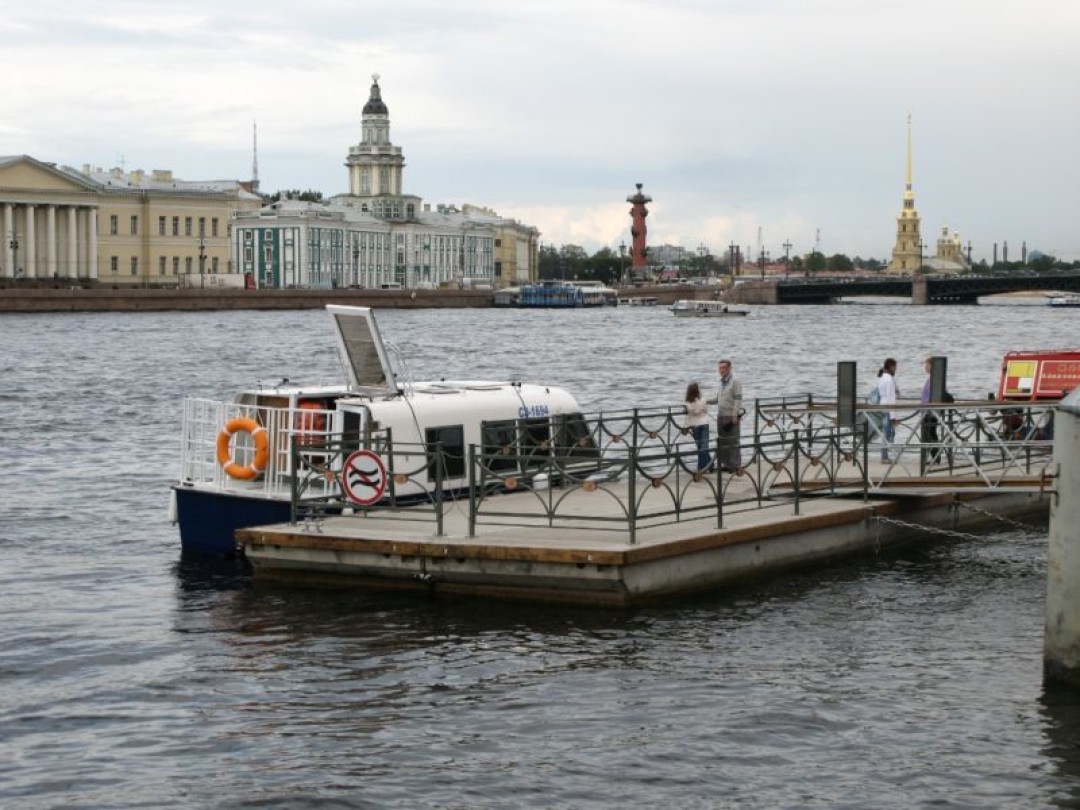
[626,182,652,276]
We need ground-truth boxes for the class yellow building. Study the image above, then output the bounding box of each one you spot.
[0,155,261,287]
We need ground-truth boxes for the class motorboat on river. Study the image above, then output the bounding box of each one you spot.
[1047,294,1080,308]
[670,300,749,317]
[172,305,589,555]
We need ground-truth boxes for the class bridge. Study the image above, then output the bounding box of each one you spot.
[728,273,1080,305]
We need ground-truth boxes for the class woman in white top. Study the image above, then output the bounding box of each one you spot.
[684,381,711,472]
[876,358,899,461]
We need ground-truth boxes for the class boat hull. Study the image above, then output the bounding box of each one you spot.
[174,485,292,556]
[671,311,749,317]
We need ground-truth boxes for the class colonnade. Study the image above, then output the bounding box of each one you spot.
[2,202,98,280]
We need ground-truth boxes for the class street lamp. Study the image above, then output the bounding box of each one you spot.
[352,243,359,287]
[782,240,792,277]
[728,241,739,277]
[698,243,708,278]
[619,240,627,285]
[197,233,206,288]
[8,231,20,279]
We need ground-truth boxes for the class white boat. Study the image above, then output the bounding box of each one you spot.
[670,300,749,317]
[618,296,659,307]
[1048,294,1080,308]
[173,305,588,555]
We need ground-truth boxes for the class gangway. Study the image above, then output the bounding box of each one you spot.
[755,397,1057,498]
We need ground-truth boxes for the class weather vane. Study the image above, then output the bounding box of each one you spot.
[372,72,380,84]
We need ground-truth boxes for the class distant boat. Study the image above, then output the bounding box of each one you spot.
[670,300,749,317]
[618,296,659,307]
[507,281,619,308]
[1047,294,1080,308]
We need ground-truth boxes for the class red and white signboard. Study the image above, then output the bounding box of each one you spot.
[341,449,388,506]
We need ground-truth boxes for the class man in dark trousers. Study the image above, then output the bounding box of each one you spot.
[710,358,743,472]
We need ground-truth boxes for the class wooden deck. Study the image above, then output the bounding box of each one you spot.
[238,468,1051,605]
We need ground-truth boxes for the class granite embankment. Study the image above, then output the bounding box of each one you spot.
[0,287,495,313]
[0,285,711,313]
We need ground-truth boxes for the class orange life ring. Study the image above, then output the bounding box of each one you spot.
[295,400,326,446]
[216,417,270,480]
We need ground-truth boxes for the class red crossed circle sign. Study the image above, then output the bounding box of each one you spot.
[341,449,388,506]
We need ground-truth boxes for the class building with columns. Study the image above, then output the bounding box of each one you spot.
[234,76,538,290]
[0,155,262,286]
[1,157,101,282]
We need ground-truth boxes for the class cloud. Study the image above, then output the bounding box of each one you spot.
[1,0,1078,261]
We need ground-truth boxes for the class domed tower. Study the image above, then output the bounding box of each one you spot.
[626,182,652,276]
[346,74,406,201]
[888,115,922,274]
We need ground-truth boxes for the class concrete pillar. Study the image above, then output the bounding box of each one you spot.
[3,204,12,277]
[88,209,99,279]
[68,207,79,278]
[1046,388,1080,686]
[912,274,929,305]
[25,204,36,278]
[46,205,57,278]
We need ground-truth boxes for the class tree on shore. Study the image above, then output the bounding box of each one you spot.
[267,189,324,203]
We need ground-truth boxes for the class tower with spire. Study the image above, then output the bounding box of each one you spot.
[888,115,922,274]
[344,74,419,220]
[250,120,259,194]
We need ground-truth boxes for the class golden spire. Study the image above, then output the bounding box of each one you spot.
[904,113,914,199]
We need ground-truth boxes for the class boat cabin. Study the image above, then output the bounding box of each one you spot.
[997,349,1080,401]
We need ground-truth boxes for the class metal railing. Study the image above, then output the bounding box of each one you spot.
[179,396,339,500]
[282,398,1058,542]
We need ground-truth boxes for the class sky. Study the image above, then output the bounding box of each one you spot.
[2,0,1078,263]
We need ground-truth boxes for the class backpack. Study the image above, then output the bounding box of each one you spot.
[867,386,881,405]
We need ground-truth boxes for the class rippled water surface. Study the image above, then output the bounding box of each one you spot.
[3,303,1080,808]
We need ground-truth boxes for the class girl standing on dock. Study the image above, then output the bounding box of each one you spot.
[877,358,900,462]
[684,382,711,472]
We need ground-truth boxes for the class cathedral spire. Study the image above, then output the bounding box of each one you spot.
[888,113,922,274]
[251,120,259,192]
[904,113,914,200]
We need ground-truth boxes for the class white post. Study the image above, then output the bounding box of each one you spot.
[1046,388,1080,685]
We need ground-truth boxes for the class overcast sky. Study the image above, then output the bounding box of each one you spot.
[2,0,1077,262]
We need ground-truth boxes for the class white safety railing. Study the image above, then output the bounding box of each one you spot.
[178,397,340,499]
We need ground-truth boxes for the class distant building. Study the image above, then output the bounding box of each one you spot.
[886,117,968,275]
[0,155,260,285]
[235,76,539,290]
[925,225,969,273]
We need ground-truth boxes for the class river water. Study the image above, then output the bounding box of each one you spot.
[3,301,1080,808]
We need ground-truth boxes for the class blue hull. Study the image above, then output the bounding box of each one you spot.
[173,485,292,557]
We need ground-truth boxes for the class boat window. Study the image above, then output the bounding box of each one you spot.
[425,425,465,480]
[481,420,518,472]
[554,413,598,458]
[517,417,552,468]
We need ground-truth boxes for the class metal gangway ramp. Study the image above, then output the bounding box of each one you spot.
[755,396,1057,498]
